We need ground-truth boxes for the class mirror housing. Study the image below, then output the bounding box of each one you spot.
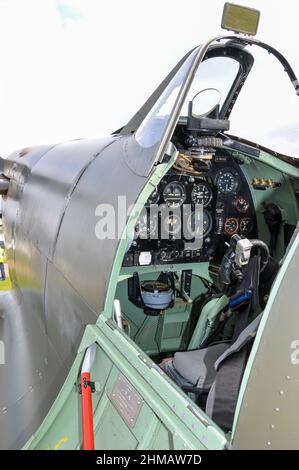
[187,101,230,134]
[187,115,230,133]
[221,3,260,36]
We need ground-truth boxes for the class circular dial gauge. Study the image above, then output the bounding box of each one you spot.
[147,187,160,206]
[164,213,181,238]
[240,217,254,235]
[188,209,212,238]
[191,182,212,207]
[163,181,186,207]
[233,196,250,213]
[135,213,157,239]
[224,217,239,236]
[216,168,240,194]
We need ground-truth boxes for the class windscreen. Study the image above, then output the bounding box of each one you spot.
[135,48,199,149]
[135,50,240,149]
[179,56,240,118]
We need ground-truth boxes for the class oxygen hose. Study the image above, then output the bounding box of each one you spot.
[250,239,270,271]
[219,236,270,289]
[80,343,97,450]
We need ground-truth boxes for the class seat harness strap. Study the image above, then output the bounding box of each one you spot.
[230,255,260,342]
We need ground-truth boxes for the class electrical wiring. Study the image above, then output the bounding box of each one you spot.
[173,153,203,175]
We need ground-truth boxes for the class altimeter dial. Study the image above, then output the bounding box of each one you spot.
[191,183,212,207]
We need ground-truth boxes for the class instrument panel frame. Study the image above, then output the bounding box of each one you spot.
[123,150,258,267]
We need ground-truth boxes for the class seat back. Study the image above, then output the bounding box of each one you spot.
[205,313,262,431]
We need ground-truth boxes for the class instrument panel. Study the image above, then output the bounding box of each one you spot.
[122,150,257,267]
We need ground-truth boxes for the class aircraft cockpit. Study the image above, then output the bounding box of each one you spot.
[113,8,299,433]
[7,2,298,451]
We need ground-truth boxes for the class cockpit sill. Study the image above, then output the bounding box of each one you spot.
[223,133,299,169]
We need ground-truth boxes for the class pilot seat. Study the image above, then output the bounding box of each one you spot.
[160,236,277,431]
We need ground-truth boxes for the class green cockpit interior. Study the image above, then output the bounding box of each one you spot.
[22,33,299,450]
[111,130,299,433]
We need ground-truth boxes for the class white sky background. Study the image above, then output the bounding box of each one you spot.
[0,0,298,157]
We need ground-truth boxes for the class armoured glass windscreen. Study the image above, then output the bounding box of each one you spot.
[135,48,198,149]
[135,51,239,149]
[179,56,240,118]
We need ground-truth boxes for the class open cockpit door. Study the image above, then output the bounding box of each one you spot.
[25,310,229,450]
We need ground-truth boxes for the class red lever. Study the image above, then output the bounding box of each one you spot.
[81,371,95,450]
